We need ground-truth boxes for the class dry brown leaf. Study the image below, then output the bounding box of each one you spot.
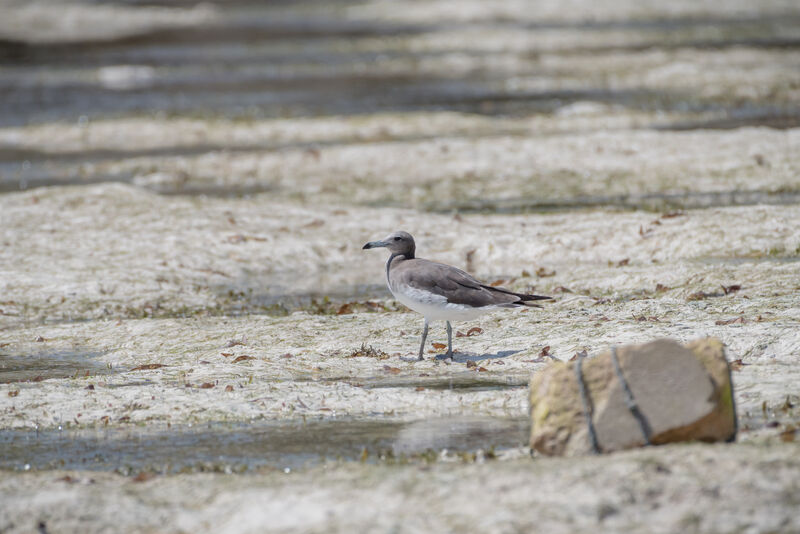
[220,352,233,358]
[232,355,255,363]
[536,266,556,278]
[224,385,234,392]
[655,283,670,293]
[730,359,745,371]
[132,472,155,483]
[715,317,746,325]
[722,284,742,295]
[539,346,551,357]
[616,258,630,267]
[432,342,446,350]
[661,211,685,219]
[8,390,19,397]
[477,366,488,372]
[780,427,797,442]
[199,382,215,389]
[465,360,477,369]
[130,363,165,371]
[466,327,483,336]
[382,365,401,375]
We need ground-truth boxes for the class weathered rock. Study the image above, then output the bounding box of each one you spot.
[529,338,736,456]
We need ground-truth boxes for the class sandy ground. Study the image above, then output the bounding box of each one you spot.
[1,0,800,532]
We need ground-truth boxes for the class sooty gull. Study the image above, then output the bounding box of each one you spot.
[363,231,551,360]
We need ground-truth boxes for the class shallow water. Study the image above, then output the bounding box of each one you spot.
[0,349,113,383]
[0,416,529,474]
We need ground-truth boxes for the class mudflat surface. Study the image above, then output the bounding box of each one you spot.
[1,1,799,533]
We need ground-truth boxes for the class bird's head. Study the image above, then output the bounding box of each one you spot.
[362,230,416,258]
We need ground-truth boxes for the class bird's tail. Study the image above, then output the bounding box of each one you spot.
[515,293,553,308]
[482,284,553,308]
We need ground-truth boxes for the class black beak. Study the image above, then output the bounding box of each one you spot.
[363,240,389,250]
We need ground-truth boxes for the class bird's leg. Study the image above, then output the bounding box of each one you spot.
[417,319,429,361]
[446,321,453,360]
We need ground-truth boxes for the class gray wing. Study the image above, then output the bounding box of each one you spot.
[395,259,545,308]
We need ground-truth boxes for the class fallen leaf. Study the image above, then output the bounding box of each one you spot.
[224,337,246,348]
[132,472,155,483]
[554,286,572,293]
[30,375,44,382]
[432,342,447,350]
[233,355,255,363]
[539,346,551,357]
[715,317,746,325]
[722,284,742,295]
[477,366,488,372]
[616,258,630,267]
[465,360,477,369]
[199,382,215,389]
[303,219,325,228]
[220,352,233,358]
[780,426,797,442]
[85,384,95,391]
[730,359,745,371]
[118,415,130,422]
[466,327,483,336]
[100,415,110,425]
[8,390,19,397]
[535,267,556,278]
[224,385,234,392]
[569,350,588,362]
[280,353,293,359]
[415,386,425,391]
[490,279,506,287]
[35,336,46,342]
[383,365,401,375]
[336,303,353,315]
[661,211,685,219]
[655,283,670,293]
[130,363,165,371]
[687,291,710,301]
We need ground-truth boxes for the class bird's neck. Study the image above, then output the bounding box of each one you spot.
[385,252,412,282]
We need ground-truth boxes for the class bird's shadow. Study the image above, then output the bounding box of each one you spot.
[435,349,521,363]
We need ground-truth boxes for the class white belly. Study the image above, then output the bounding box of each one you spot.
[390,283,493,322]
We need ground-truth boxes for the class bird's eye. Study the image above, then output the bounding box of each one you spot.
[394,237,401,241]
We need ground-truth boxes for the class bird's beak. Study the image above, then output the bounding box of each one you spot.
[363,240,389,250]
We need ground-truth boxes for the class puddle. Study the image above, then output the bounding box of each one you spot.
[0,416,530,474]
[348,373,527,392]
[0,349,112,384]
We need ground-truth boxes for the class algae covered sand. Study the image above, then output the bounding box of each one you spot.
[2,0,800,532]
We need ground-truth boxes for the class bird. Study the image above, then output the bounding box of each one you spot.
[363,231,551,360]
